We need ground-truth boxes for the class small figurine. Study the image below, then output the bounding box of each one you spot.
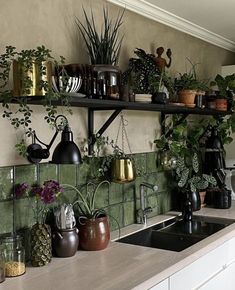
[154,47,172,71]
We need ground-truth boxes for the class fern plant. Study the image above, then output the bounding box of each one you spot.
[76,7,124,65]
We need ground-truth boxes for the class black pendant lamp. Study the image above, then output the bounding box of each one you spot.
[51,125,81,164]
[27,115,82,164]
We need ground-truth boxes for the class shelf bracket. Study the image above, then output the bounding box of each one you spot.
[88,108,122,155]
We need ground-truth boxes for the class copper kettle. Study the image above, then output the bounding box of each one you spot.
[111,158,135,183]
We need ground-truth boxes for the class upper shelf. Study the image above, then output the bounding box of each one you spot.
[25,96,232,116]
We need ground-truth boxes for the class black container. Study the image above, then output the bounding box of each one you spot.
[152,92,168,104]
[52,227,79,257]
[214,188,231,209]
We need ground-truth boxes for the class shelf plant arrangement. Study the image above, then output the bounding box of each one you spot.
[0,45,70,157]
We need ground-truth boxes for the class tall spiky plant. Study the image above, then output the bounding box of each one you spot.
[76,7,124,65]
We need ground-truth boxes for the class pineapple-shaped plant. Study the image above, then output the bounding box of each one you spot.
[15,180,63,267]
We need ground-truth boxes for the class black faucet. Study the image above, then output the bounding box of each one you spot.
[182,193,193,222]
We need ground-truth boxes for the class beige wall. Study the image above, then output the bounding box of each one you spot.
[0,0,235,166]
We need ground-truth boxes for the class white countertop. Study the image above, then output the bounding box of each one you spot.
[1,205,235,290]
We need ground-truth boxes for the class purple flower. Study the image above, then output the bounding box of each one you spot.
[40,180,63,204]
[15,183,28,199]
[31,185,43,198]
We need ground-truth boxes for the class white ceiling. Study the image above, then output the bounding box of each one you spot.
[108,0,235,52]
[147,0,235,42]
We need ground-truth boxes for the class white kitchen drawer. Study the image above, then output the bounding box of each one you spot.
[150,278,169,290]
[170,241,230,290]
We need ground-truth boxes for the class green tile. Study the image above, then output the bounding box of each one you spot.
[15,164,37,186]
[133,153,147,177]
[0,201,13,234]
[123,181,135,202]
[158,191,172,213]
[109,183,123,205]
[58,164,77,185]
[146,152,157,173]
[58,188,78,205]
[108,204,123,231]
[90,181,109,209]
[77,162,90,185]
[39,163,58,184]
[0,166,14,200]
[156,172,168,192]
[123,201,135,226]
[147,194,159,209]
[14,197,35,230]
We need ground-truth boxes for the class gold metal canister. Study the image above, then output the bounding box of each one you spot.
[111,158,135,183]
[13,60,52,97]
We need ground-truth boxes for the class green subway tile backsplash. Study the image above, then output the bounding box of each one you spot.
[0,166,14,200]
[15,164,37,186]
[0,152,173,235]
[39,163,57,184]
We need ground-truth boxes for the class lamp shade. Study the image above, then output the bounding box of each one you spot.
[51,125,82,164]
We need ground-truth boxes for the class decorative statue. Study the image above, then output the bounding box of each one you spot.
[154,47,172,71]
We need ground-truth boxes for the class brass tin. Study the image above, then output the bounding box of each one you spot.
[111,158,135,183]
[13,60,52,96]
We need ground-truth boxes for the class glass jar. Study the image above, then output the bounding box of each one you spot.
[1,235,25,277]
[0,245,5,283]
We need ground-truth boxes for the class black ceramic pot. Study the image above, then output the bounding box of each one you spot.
[181,190,201,212]
[152,92,168,104]
[52,227,79,257]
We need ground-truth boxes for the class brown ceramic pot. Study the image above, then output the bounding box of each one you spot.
[52,227,79,257]
[78,216,110,251]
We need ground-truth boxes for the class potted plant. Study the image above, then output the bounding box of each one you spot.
[15,180,63,266]
[122,48,161,99]
[63,181,111,251]
[210,74,235,111]
[0,45,69,157]
[174,60,208,107]
[176,152,216,211]
[76,7,124,100]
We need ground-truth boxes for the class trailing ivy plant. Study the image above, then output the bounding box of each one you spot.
[0,46,71,157]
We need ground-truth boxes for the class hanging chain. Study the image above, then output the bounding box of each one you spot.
[114,113,132,155]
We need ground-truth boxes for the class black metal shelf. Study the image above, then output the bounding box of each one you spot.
[9,96,232,154]
[26,96,231,115]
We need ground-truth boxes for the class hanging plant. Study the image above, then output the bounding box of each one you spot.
[0,46,71,157]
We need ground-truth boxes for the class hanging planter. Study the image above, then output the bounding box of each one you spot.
[110,114,136,183]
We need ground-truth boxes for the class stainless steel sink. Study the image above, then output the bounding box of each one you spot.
[117,215,235,252]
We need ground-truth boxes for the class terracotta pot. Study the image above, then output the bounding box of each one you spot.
[216,99,227,111]
[178,90,197,105]
[78,216,110,251]
[52,227,79,257]
[199,191,206,208]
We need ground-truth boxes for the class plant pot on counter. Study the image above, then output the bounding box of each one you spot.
[52,227,79,257]
[78,215,110,251]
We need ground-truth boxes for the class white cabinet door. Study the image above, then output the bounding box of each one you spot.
[170,242,229,290]
[198,260,235,290]
[150,279,168,290]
